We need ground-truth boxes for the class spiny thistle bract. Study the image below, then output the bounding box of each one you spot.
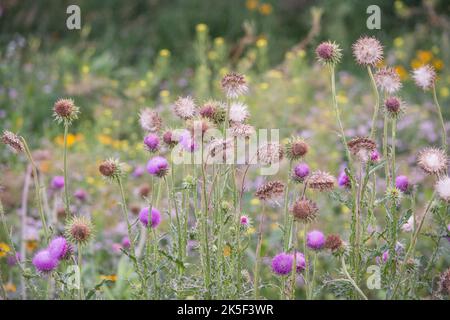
[65,216,94,245]
[221,72,248,99]
[53,98,80,124]
[99,158,124,180]
[315,41,342,65]
[285,136,309,160]
[417,148,448,175]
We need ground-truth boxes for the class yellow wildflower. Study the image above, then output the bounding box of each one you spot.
[440,87,449,98]
[4,283,16,292]
[246,0,259,10]
[196,23,208,33]
[256,38,267,48]
[432,58,444,71]
[417,50,433,63]
[25,240,38,253]
[259,3,273,15]
[395,65,408,81]
[159,49,170,57]
[0,242,11,257]
[100,275,118,282]
[223,244,231,257]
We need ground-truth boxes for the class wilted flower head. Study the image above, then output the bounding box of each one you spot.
[435,176,450,202]
[147,156,169,178]
[438,268,450,296]
[347,136,377,162]
[32,250,59,273]
[187,117,214,137]
[291,198,318,223]
[325,234,343,252]
[229,123,255,139]
[352,36,383,66]
[99,158,123,180]
[417,148,448,175]
[285,137,309,160]
[292,163,310,182]
[143,133,160,152]
[306,230,325,250]
[308,171,336,192]
[51,176,65,190]
[65,216,94,245]
[271,252,293,275]
[139,207,161,228]
[199,100,226,124]
[162,130,178,148]
[221,72,248,99]
[1,130,24,153]
[374,67,402,93]
[412,64,436,90]
[229,102,249,123]
[384,96,405,119]
[257,143,284,165]
[395,175,409,193]
[315,41,342,65]
[174,96,196,120]
[48,236,70,260]
[139,108,162,133]
[255,180,285,201]
[53,98,79,124]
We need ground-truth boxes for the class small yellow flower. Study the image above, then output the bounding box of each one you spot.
[395,65,408,80]
[417,50,433,64]
[432,58,444,71]
[159,49,170,57]
[410,58,423,69]
[100,275,118,282]
[139,80,147,87]
[375,59,386,68]
[341,205,350,215]
[223,244,231,257]
[256,38,267,48]
[393,37,404,48]
[297,50,306,58]
[97,134,113,146]
[160,90,170,98]
[208,51,218,60]
[336,92,348,104]
[0,242,11,257]
[4,283,16,293]
[246,227,256,236]
[440,87,449,98]
[25,240,38,253]
[259,82,269,90]
[196,23,208,33]
[250,198,260,206]
[246,0,259,11]
[81,65,90,74]
[214,37,224,46]
[259,3,273,15]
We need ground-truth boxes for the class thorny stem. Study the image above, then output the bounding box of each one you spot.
[289,221,298,300]
[78,243,83,300]
[253,206,265,300]
[341,256,368,300]
[309,253,317,299]
[368,66,380,139]
[304,223,309,300]
[200,140,211,297]
[432,85,447,152]
[63,122,71,216]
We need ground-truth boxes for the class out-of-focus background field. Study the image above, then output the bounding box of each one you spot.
[0,0,449,299]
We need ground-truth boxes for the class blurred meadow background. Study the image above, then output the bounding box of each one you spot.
[1,0,450,299]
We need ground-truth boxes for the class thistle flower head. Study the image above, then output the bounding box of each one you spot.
[99,158,124,180]
[291,198,318,223]
[32,250,59,273]
[384,96,405,119]
[292,163,310,183]
[240,215,250,227]
[315,41,342,65]
[48,236,70,260]
[347,136,377,162]
[417,148,448,175]
[338,170,351,188]
[147,156,169,178]
[325,234,343,253]
[271,252,293,275]
[65,216,94,245]
[187,117,215,137]
[143,133,160,152]
[229,102,249,123]
[395,175,409,193]
[162,130,178,148]
[371,149,381,162]
[375,67,402,93]
[257,143,284,165]
[208,138,234,163]
[352,36,383,66]
[307,171,336,192]
[386,187,403,205]
[51,176,65,190]
[285,137,309,160]
[139,108,162,133]
[53,98,79,124]
[221,72,248,99]
[439,267,450,295]
[229,123,255,139]
[412,64,436,90]
[138,207,161,228]
[173,96,196,120]
[435,176,450,203]
[293,252,306,273]
[255,180,285,201]
[199,100,226,124]
[1,130,24,153]
[306,230,325,250]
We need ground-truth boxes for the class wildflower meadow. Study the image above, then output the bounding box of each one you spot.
[1,1,450,303]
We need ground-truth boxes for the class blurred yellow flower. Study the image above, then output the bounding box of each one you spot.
[250,198,260,206]
[100,275,118,282]
[160,90,170,98]
[247,227,256,236]
[440,87,449,98]
[256,38,267,48]
[0,242,10,257]
[159,49,170,57]
[259,82,269,90]
[432,59,444,71]
[214,37,224,46]
[337,92,348,104]
[81,65,90,74]
[196,23,208,33]
[410,59,423,69]
[55,133,83,147]
[393,37,404,48]
[4,283,16,293]
[375,59,386,68]
[341,205,350,215]
[87,176,95,185]
[139,80,147,87]
[267,70,282,79]
[223,244,231,257]
[417,50,433,64]
[394,65,408,81]
[259,3,273,15]
[98,134,113,145]
[26,240,38,253]
[297,50,306,58]
[39,160,51,174]
[208,51,218,60]
[246,0,259,11]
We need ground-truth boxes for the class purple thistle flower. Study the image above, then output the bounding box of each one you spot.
[74,189,87,202]
[293,163,310,182]
[271,252,293,275]
[32,250,59,273]
[306,230,325,250]
[132,165,145,178]
[293,252,306,273]
[147,156,169,177]
[7,253,21,266]
[51,176,65,190]
[48,236,69,260]
[121,236,131,249]
[179,130,198,152]
[338,171,351,188]
[240,215,250,227]
[370,149,380,162]
[139,207,161,228]
[376,250,389,264]
[144,133,160,152]
[395,175,409,193]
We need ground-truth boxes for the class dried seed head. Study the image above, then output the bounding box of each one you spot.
[208,138,234,163]
[412,64,436,90]
[315,41,342,65]
[308,171,336,192]
[438,268,450,296]
[65,216,94,245]
[347,136,377,162]
[229,102,249,123]
[352,36,383,66]
[257,143,284,165]
[174,96,196,120]
[384,96,405,119]
[435,176,450,203]
[53,98,79,124]
[99,158,123,180]
[139,108,162,133]
[221,72,248,99]
[285,137,309,160]
[229,123,255,139]
[138,183,151,198]
[291,199,318,223]
[1,130,24,153]
[325,234,343,252]
[374,67,402,93]
[417,148,448,175]
[255,180,285,201]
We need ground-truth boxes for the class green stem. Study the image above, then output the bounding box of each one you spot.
[432,85,447,152]
[63,122,71,216]
[341,256,368,300]
[309,253,317,299]
[368,66,380,139]
[253,208,265,300]
[78,243,83,300]
[304,224,309,300]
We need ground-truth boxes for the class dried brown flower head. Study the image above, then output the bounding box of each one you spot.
[291,199,318,223]
[325,234,343,252]
[65,216,94,245]
[417,148,448,175]
[308,171,336,192]
[285,137,309,160]
[53,98,79,124]
[438,267,450,296]
[255,180,285,201]
[99,158,123,180]
[257,143,284,165]
[347,136,377,162]
[1,130,24,153]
